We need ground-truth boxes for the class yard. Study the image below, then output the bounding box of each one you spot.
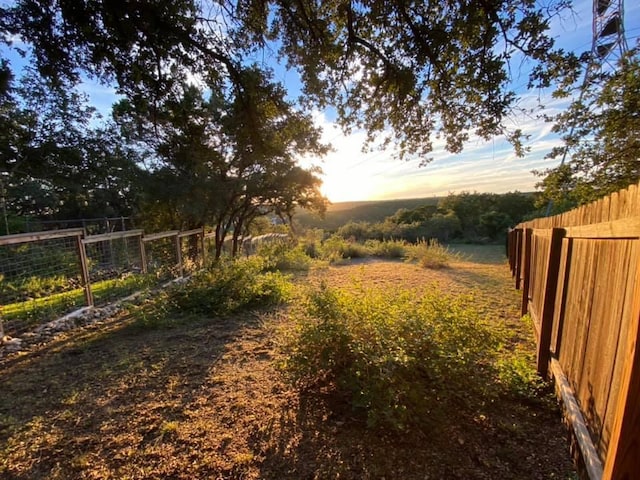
[0,246,576,479]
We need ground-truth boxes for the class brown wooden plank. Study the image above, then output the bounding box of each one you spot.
[564,217,640,239]
[571,240,599,401]
[551,238,572,357]
[82,229,144,244]
[521,229,533,316]
[178,228,203,238]
[557,239,583,377]
[515,228,523,289]
[75,234,93,307]
[603,240,640,480]
[536,228,565,378]
[599,240,635,458]
[143,230,180,242]
[0,228,85,246]
[577,240,627,456]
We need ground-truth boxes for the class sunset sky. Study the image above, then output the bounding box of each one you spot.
[293,0,640,202]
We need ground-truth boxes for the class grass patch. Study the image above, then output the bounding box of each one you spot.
[256,241,313,272]
[1,275,157,334]
[319,235,369,263]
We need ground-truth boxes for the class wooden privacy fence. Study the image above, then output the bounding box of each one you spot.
[507,182,640,480]
[0,227,216,336]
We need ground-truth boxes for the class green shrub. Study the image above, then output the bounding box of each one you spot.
[364,239,407,258]
[281,282,500,431]
[405,239,462,269]
[319,235,369,263]
[256,241,313,271]
[132,257,293,327]
[171,257,292,315]
[497,349,546,398]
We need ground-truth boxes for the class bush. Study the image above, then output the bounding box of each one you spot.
[173,257,291,314]
[256,241,313,272]
[364,239,407,258]
[405,239,462,269]
[319,235,369,263]
[281,282,500,431]
[132,257,293,327]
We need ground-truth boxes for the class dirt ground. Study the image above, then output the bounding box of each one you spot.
[0,247,576,479]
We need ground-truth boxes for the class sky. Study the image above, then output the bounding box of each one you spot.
[3,0,640,203]
[290,0,640,202]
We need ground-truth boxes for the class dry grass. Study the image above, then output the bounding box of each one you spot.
[0,246,575,479]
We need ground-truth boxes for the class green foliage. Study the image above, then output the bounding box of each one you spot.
[3,1,570,162]
[364,239,407,259]
[256,240,312,272]
[322,192,533,244]
[319,235,369,263]
[405,239,462,269]
[172,258,292,315]
[497,351,546,399]
[132,258,293,328]
[538,50,640,209]
[282,282,500,430]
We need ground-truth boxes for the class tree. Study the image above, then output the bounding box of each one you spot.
[1,0,575,160]
[116,69,328,258]
[537,49,640,208]
[0,69,144,231]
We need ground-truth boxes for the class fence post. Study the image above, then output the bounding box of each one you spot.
[175,233,183,278]
[521,228,533,316]
[515,228,523,289]
[139,233,148,274]
[75,233,94,307]
[536,227,565,378]
[602,251,640,479]
[200,226,206,268]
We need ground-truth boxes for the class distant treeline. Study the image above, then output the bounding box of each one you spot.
[297,191,539,243]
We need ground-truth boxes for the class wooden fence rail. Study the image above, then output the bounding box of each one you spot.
[507,182,640,480]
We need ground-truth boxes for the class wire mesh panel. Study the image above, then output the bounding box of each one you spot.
[83,230,148,306]
[0,230,86,336]
[143,232,180,284]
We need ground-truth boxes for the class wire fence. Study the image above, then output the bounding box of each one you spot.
[0,230,86,336]
[0,227,208,337]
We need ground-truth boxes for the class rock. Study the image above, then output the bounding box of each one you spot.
[2,336,23,353]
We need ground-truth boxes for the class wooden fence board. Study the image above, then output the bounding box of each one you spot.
[550,237,572,357]
[511,180,640,477]
[598,240,636,457]
[578,241,628,457]
[603,239,640,479]
[0,228,85,246]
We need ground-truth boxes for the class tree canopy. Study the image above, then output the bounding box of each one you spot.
[1,0,574,159]
[536,49,640,211]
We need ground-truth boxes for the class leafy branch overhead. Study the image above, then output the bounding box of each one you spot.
[1,0,576,159]
[536,50,640,211]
